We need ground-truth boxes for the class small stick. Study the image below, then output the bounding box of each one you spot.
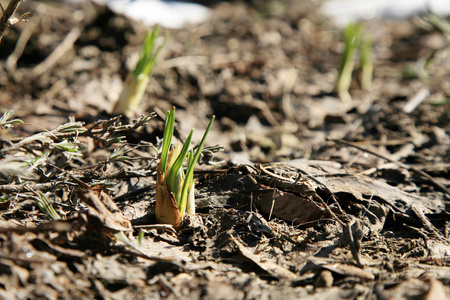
[133,224,177,235]
[403,88,430,113]
[6,14,41,72]
[0,181,66,193]
[0,0,23,43]
[256,163,316,196]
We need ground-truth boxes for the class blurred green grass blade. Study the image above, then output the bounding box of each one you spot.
[134,26,167,78]
[336,22,364,102]
[134,26,161,77]
[425,13,450,35]
[360,32,373,91]
[113,26,167,116]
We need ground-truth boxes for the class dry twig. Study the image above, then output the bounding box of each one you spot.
[6,13,40,72]
[0,0,24,43]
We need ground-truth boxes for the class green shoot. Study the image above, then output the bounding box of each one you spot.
[360,32,373,91]
[53,140,82,154]
[335,22,364,103]
[109,146,131,162]
[55,121,87,133]
[0,110,23,129]
[34,191,61,221]
[160,107,175,174]
[133,26,164,79]
[112,26,167,117]
[178,118,214,215]
[166,134,192,206]
[155,107,215,228]
[138,230,144,248]
[424,12,450,35]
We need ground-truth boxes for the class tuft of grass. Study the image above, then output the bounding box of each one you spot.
[112,26,167,117]
[155,107,214,229]
[335,22,367,104]
[360,32,373,91]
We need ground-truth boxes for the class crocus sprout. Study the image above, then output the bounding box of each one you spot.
[112,26,166,117]
[335,22,364,104]
[155,107,214,229]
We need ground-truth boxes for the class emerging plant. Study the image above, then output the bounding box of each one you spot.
[335,22,373,103]
[335,22,363,103]
[155,107,214,229]
[360,33,373,92]
[0,109,23,129]
[112,26,166,117]
[33,190,61,221]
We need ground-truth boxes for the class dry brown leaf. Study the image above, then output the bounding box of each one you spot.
[81,190,132,233]
[253,188,328,224]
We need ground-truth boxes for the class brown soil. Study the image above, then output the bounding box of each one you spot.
[0,0,449,299]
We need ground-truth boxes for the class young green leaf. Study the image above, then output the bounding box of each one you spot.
[160,107,176,174]
[155,108,215,228]
[166,129,193,196]
[335,22,364,103]
[0,110,23,129]
[112,26,167,117]
[178,116,215,215]
[360,33,373,91]
[55,122,86,133]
